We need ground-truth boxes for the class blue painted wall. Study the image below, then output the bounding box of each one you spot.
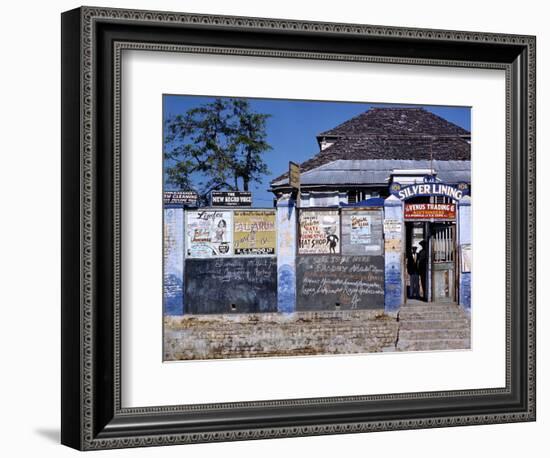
[458,196,472,312]
[384,196,404,314]
[276,196,297,313]
[163,207,184,315]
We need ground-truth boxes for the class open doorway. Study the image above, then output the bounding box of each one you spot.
[405,221,457,303]
[405,222,427,301]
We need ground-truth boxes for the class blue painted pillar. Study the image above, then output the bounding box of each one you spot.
[276,194,297,313]
[163,205,185,315]
[458,196,472,312]
[384,195,404,314]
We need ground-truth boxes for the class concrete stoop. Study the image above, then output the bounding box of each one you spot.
[396,300,471,352]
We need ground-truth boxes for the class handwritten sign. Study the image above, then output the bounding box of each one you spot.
[185,257,277,313]
[298,210,340,254]
[185,210,232,258]
[233,210,276,256]
[296,255,385,310]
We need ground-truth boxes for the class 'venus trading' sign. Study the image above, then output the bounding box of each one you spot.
[298,210,340,254]
[185,210,232,258]
[211,191,252,206]
[233,210,276,256]
[405,203,456,220]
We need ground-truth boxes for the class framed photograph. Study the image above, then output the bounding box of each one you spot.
[61,6,536,450]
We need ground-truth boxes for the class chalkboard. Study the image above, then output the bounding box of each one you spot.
[296,255,385,310]
[185,257,277,314]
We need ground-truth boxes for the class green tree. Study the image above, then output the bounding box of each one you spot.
[164,98,272,204]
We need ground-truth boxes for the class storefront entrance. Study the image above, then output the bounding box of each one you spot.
[405,220,457,303]
[430,223,456,303]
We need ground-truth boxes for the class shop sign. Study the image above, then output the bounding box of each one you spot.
[211,191,252,206]
[391,182,469,201]
[289,161,300,190]
[405,203,456,220]
[163,190,198,206]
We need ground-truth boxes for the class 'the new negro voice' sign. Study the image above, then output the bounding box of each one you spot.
[404,203,456,220]
[211,191,252,206]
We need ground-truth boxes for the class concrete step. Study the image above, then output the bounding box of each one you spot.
[399,329,470,340]
[399,319,470,330]
[397,338,471,351]
[398,312,467,321]
[400,305,465,313]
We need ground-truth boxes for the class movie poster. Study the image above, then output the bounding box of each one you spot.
[233,210,276,255]
[185,210,233,258]
[298,210,340,254]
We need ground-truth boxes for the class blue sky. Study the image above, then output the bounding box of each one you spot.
[163,95,471,207]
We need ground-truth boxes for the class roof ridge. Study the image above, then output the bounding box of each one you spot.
[317,107,470,138]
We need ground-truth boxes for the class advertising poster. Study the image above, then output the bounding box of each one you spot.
[298,210,340,254]
[341,209,384,256]
[185,210,233,258]
[233,210,276,255]
[351,214,372,244]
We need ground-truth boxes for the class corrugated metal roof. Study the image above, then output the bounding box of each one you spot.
[271,160,470,187]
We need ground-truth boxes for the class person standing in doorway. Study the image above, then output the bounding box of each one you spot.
[407,246,420,299]
[417,240,428,301]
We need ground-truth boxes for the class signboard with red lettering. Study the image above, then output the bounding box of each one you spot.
[404,203,456,220]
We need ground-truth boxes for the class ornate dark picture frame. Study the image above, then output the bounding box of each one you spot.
[61,6,536,450]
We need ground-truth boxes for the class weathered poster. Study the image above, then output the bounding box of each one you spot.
[233,210,276,255]
[383,219,402,235]
[341,209,384,256]
[350,214,371,243]
[185,210,233,258]
[298,210,340,254]
[461,244,472,273]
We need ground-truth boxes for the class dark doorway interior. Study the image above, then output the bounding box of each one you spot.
[405,222,427,301]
